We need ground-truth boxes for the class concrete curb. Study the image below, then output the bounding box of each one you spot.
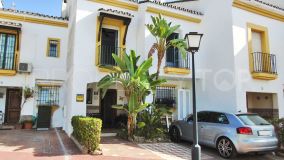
[70,135,88,154]
[70,135,103,155]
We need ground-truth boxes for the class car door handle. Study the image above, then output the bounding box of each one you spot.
[200,126,204,129]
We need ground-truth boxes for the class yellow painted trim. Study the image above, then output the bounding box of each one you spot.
[89,0,138,11]
[164,67,191,75]
[0,28,20,76]
[96,17,126,70]
[252,72,277,80]
[0,12,68,28]
[46,38,61,58]
[0,70,16,76]
[233,0,284,22]
[146,7,201,23]
[247,23,272,77]
[98,66,120,73]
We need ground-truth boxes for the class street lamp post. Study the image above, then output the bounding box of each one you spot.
[184,32,203,160]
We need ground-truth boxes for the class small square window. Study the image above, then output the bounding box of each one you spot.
[47,38,60,57]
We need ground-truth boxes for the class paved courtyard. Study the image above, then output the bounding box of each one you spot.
[0,129,283,160]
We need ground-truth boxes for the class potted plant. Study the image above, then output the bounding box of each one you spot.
[20,115,36,129]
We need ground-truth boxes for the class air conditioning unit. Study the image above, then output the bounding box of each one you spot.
[18,63,32,73]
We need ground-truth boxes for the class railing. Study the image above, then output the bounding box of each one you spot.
[155,86,176,106]
[0,52,16,71]
[251,52,277,74]
[98,45,125,66]
[166,48,190,69]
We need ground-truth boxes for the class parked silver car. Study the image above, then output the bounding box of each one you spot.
[169,111,278,158]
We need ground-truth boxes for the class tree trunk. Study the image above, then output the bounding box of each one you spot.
[127,114,136,138]
[148,43,158,58]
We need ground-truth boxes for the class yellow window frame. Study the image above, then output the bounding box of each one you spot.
[0,28,20,76]
[46,38,61,58]
[247,23,276,80]
[96,17,126,71]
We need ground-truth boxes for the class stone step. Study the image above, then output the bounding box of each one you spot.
[0,125,15,130]
[101,132,117,137]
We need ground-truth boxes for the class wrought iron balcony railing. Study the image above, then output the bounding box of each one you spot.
[166,48,190,69]
[0,52,17,71]
[251,52,277,75]
[98,45,125,66]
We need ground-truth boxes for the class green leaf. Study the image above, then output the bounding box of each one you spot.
[135,57,153,77]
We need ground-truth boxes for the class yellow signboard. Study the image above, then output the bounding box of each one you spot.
[76,94,84,102]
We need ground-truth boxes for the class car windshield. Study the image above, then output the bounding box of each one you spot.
[237,114,270,126]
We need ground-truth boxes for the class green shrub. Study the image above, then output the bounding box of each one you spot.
[71,116,102,153]
[136,106,168,140]
[269,118,284,148]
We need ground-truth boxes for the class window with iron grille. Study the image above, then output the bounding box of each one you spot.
[37,86,60,106]
[47,38,60,57]
[0,32,16,70]
[155,86,176,106]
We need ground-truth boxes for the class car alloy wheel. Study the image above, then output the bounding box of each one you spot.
[170,127,180,143]
[217,138,236,158]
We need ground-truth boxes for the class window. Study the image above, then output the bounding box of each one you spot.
[0,32,16,70]
[37,86,60,106]
[47,38,60,57]
[165,33,190,69]
[86,88,92,104]
[166,33,179,68]
[209,112,229,124]
[237,114,270,126]
[198,112,210,122]
[99,28,119,66]
[155,86,176,106]
[247,23,277,79]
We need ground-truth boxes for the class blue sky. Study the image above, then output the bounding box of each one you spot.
[3,0,62,16]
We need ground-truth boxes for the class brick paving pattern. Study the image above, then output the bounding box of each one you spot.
[138,143,214,160]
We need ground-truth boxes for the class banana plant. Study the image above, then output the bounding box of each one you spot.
[98,50,166,138]
[146,14,187,79]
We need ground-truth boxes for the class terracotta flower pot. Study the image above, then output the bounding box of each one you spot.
[23,122,33,129]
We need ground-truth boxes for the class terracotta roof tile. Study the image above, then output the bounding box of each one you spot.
[0,8,69,21]
[98,8,134,18]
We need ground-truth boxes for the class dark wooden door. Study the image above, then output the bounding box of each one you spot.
[5,89,22,124]
[101,89,117,128]
[37,106,51,128]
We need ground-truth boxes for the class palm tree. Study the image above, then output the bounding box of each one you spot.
[146,14,187,79]
[98,50,166,138]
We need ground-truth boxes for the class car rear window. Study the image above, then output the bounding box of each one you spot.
[237,114,270,126]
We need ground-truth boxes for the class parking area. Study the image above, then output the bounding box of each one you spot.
[0,129,282,160]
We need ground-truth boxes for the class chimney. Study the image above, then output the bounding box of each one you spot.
[61,0,68,18]
[0,0,3,8]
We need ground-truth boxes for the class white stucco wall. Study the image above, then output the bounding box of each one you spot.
[232,7,284,117]
[0,16,68,127]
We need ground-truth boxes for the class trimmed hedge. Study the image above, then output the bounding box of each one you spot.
[71,116,102,153]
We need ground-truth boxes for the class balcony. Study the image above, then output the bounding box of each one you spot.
[251,52,277,80]
[0,54,17,76]
[164,49,190,74]
[97,45,125,70]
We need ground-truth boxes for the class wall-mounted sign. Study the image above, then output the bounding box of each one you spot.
[76,94,84,102]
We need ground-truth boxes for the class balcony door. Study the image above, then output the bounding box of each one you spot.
[0,33,16,70]
[252,31,271,73]
[100,28,118,66]
[166,33,180,68]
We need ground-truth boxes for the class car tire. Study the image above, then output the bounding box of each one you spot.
[217,137,237,159]
[169,126,180,143]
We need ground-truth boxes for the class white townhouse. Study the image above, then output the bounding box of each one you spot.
[0,0,283,135]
